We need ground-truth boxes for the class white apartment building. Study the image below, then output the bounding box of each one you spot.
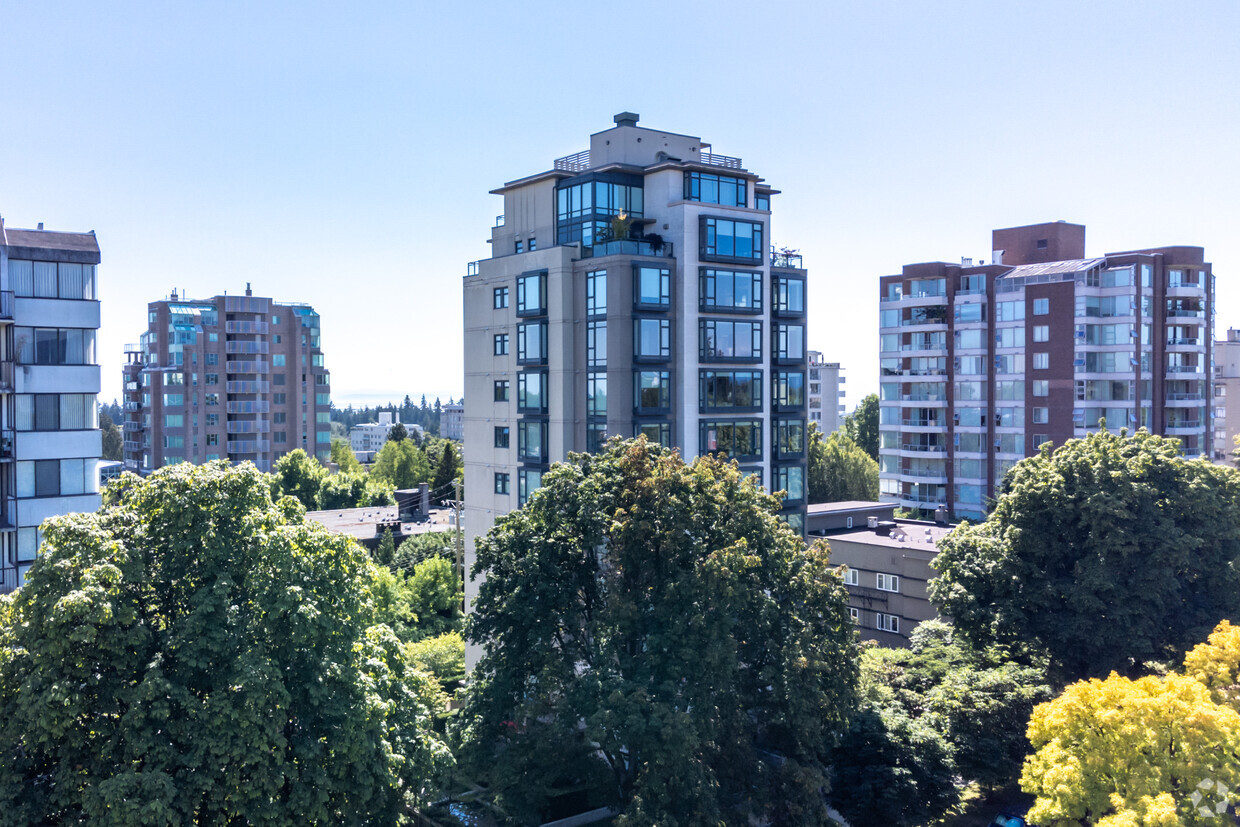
[0,217,103,591]
[462,115,810,663]
[808,350,845,435]
[350,411,420,457]
[1213,328,1240,464]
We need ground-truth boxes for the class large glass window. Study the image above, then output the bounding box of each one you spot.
[773,370,805,408]
[516,271,547,316]
[700,420,762,461]
[517,321,547,364]
[517,371,548,413]
[774,323,805,361]
[587,321,607,367]
[634,265,671,308]
[8,260,97,300]
[587,372,607,416]
[636,421,671,448]
[635,318,671,361]
[635,371,671,413]
[16,328,97,366]
[586,270,606,316]
[701,217,763,263]
[684,171,747,207]
[700,370,762,411]
[774,465,805,503]
[700,319,762,360]
[518,468,543,507]
[773,275,805,314]
[518,420,547,463]
[774,419,805,458]
[15,393,97,431]
[700,269,761,312]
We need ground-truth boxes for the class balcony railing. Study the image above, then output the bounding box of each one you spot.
[900,394,947,402]
[226,380,270,393]
[225,340,270,354]
[226,360,270,374]
[1167,365,1203,374]
[225,320,269,334]
[580,239,674,259]
[123,421,144,432]
[1166,338,1200,346]
[124,401,142,412]
[554,149,591,172]
[900,343,947,352]
[227,401,270,414]
[1167,421,1202,430]
[123,440,144,453]
[700,151,743,169]
[901,444,947,453]
[1167,392,1204,401]
[771,251,804,269]
[1166,308,1206,319]
[0,291,12,320]
[226,420,271,434]
[901,419,945,427]
[227,439,270,454]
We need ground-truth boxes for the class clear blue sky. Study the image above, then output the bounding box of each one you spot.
[3,1,1237,409]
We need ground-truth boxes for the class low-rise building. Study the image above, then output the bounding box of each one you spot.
[1213,328,1240,463]
[349,411,421,459]
[807,351,844,434]
[808,500,952,645]
[441,402,463,441]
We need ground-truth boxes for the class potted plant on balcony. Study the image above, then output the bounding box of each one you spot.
[643,232,664,253]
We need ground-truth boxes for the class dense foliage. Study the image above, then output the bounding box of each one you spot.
[1023,620,1240,826]
[931,428,1240,682]
[463,438,859,826]
[0,461,450,825]
[807,423,879,503]
[99,412,123,461]
[844,393,879,462]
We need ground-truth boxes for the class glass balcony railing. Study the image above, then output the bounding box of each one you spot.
[581,239,674,259]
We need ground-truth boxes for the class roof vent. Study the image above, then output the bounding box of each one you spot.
[614,112,639,127]
[37,222,43,230]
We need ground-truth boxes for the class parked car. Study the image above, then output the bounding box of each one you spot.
[989,813,1034,827]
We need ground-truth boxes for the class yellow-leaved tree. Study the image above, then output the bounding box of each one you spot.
[1022,621,1240,826]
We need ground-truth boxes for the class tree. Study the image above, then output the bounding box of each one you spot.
[1184,619,1240,711]
[271,448,327,509]
[462,438,859,825]
[844,393,879,461]
[99,412,123,462]
[371,439,431,491]
[375,527,397,567]
[407,632,465,685]
[329,436,361,473]
[431,442,459,505]
[1022,671,1240,826]
[389,422,409,443]
[931,428,1240,683]
[316,471,394,511]
[0,461,450,825]
[808,423,879,503]
[393,532,453,573]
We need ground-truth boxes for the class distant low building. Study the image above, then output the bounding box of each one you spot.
[349,412,422,459]
[1213,328,1240,463]
[441,402,463,441]
[807,351,844,435]
[99,460,124,483]
[808,500,953,645]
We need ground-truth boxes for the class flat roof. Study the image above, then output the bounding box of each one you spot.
[821,520,954,551]
[306,505,455,542]
[806,500,892,514]
[997,257,1105,280]
[2,226,101,255]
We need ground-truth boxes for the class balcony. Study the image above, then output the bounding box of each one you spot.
[901,418,946,428]
[901,493,949,506]
[1166,421,1202,433]
[226,360,270,374]
[554,149,590,172]
[1166,337,1200,347]
[123,421,144,432]
[227,400,270,414]
[227,439,271,454]
[771,251,804,269]
[225,340,271,355]
[1166,365,1203,374]
[1166,308,1205,321]
[225,320,269,334]
[903,469,949,484]
[0,362,12,391]
[901,444,947,454]
[580,239,674,259]
[226,419,271,434]
[0,430,13,461]
[226,380,270,393]
[0,291,12,322]
[899,393,947,404]
[899,342,948,353]
[0,496,16,531]
[124,401,142,412]
[123,440,144,453]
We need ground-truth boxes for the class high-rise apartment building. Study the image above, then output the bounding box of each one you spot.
[463,113,809,620]
[879,221,1213,521]
[1212,328,1240,464]
[123,287,331,475]
[0,217,103,591]
[807,351,844,435]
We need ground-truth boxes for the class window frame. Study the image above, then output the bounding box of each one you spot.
[493,286,509,309]
[634,317,671,362]
[699,318,763,363]
[635,370,672,414]
[515,270,547,317]
[633,265,671,310]
[699,268,762,314]
[700,215,764,264]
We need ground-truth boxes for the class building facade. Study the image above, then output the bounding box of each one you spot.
[0,217,103,591]
[123,287,331,475]
[1213,328,1240,464]
[463,114,809,637]
[807,350,844,434]
[441,402,464,441]
[879,221,1214,521]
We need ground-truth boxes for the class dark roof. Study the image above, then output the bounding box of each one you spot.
[806,500,892,515]
[3,227,101,255]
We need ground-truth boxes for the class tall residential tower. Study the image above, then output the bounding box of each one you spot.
[123,288,331,475]
[879,221,1213,521]
[0,217,103,591]
[463,114,809,624]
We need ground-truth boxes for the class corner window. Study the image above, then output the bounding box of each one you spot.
[700,319,762,361]
[634,318,671,361]
[774,419,805,458]
[773,276,805,314]
[700,419,762,461]
[517,420,547,463]
[773,371,806,409]
[684,171,747,207]
[774,323,805,362]
[516,271,547,316]
[517,371,548,413]
[518,468,543,507]
[635,371,671,413]
[700,269,761,313]
[700,216,763,264]
[636,421,671,448]
[516,321,547,364]
[634,265,671,308]
[774,464,804,503]
[755,192,770,211]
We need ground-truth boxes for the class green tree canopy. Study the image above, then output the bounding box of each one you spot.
[315,471,394,511]
[99,412,123,462]
[271,448,327,509]
[931,428,1240,683]
[462,438,859,825]
[371,439,431,491]
[808,423,879,503]
[389,422,409,443]
[393,532,454,574]
[329,436,362,474]
[430,442,459,505]
[0,461,450,825]
[844,393,879,462]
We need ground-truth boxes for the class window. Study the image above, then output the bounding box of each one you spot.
[1033,352,1049,370]
[206,373,218,385]
[1033,407,1049,424]
[773,371,805,408]
[700,319,762,360]
[684,171,747,206]
[516,271,547,316]
[586,270,607,316]
[8,260,96,300]
[493,334,509,356]
[1033,435,1051,448]
[636,421,671,448]
[773,275,805,314]
[876,613,900,633]
[528,237,537,251]
[774,465,804,502]
[205,353,218,366]
[207,413,219,426]
[701,216,763,263]
[1034,298,1049,315]
[205,394,219,406]
[699,370,762,411]
[876,573,899,593]
[206,433,217,446]
[996,301,1025,322]
[634,265,671,308]
[493,286,509,309]
[774,323,805,361]
[165,414,183,428]
[272,393,286,405]
[515,240,523,254]
[843,568,859,586]
[15,328,97,366]
[634,318,671,361]
[700,419,762,460]
[755,192,770,211]
[494,426,510,448]
[273,373,286,386]
[1033,325,1050,343]
[848,607,860,623]
[517,321,547,364]
[635,371,671,412]
[702,268,762,313]
[586,321,606,367]
[587,372,607,416]
[494,473,510,495]
[1033,380,1049,397]
[586,422,607,454]
[1036,239,1048,250]
[518,420,547,463]
[273,431,287,444]
[273,354,286,367]
[775,419,805,458]
[494,380,510,401]
[517,371,548,413]
[518,468,542,506]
